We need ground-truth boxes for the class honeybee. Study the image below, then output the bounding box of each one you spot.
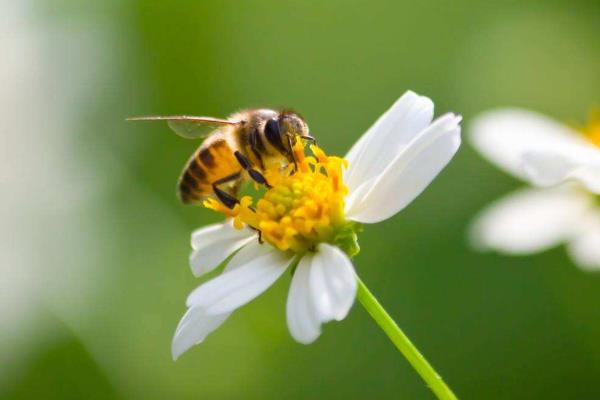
[128,109,315,208]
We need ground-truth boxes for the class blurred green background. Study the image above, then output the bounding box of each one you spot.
[2,0,600,399]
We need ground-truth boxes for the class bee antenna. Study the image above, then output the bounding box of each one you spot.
[300,135,317,145]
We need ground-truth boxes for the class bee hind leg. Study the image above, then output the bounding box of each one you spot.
[212,172,241,209]
[214,169,264,243]
[246,226,264,244]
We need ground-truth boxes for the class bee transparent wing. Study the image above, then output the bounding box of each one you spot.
[127,115,241,139]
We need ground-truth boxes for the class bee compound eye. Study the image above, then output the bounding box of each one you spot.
[265,118,281,138]
[265,118,286,151]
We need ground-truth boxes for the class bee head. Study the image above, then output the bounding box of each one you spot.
[278,111,309,139]
[263,110,315,157]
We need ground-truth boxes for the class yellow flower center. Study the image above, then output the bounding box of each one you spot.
[580,110,600,147]
[204,143,361,255]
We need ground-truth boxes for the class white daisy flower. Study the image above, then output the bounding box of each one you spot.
[172,91,462,360]
[469,108,600,271]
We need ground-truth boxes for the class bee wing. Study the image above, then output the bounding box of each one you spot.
[127,115,241,139]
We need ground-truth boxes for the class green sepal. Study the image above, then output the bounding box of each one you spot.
[333,221,363,258]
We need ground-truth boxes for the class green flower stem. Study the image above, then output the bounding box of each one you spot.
[357,276,458,400]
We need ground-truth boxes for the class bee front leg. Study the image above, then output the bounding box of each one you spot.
[287,135,298,172]
[234,151,272,189]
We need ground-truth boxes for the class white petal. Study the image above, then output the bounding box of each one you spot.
[344,91,434,194]
[189,222,256,277]
[286,246,357,345]
[469,109,594,181]
[286,255,321,344]
[346,113,461,223]
[186,241,292,314]
[171,307,231,360]
[522,150,600,194]
[566,210,600,271]
[309,243,357,321]
[470,186,592,254]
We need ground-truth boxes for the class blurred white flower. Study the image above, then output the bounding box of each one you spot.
[173,91,462,359]
[0,0,110,383]
[469,108,600,271]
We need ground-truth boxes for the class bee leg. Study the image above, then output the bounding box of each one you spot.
[248,226,264,244]
[213,186,238,209]
[212,172,241,209]
[287,135,298,172]
[213,171,264,240]
[234,151,272,189]
[249,128,265,170]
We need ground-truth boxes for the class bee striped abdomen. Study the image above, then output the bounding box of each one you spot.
[178,138,240,204]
